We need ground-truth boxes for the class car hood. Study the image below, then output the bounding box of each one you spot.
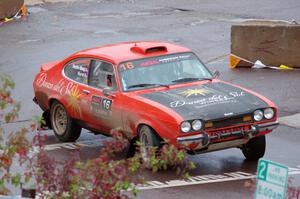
[139,82,268,121]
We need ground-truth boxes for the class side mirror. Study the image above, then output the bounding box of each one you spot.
[103,87,115,98]
[212,70,220,79]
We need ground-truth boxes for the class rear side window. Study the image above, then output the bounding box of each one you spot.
[64,59,90,84]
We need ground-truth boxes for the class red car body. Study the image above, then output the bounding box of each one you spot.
[33,41,278,158]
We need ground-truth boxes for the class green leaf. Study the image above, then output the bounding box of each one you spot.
[190,162,196,169]
[0,179,5,188]
[40,118,46,125]
[75,161,83,169]
[70,183,80,193]
[176,151,185,161]
[25,175,31,183]
[152,165,158,173]
[8,145,17,155]
[11,174,21,187]
[163,163,168,170]
[132,187,139,197]
[122,181,130,190]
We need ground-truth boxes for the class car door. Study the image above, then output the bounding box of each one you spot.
[86,59,123,134]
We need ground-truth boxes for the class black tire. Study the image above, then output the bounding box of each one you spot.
[242,135,266,161]
[126,137,138,158]
[42,110,52,129]
[50,101,81,142]
[139,125,161,164]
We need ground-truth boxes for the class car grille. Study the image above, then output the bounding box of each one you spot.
[205,114,253,129]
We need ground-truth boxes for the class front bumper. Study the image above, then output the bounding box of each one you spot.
[177,121,279,154]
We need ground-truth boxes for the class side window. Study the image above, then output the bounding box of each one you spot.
[89,60,117,91]
[64,59,90,84]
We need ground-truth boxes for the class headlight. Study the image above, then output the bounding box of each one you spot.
[254,110,263,121]
[192,120,202,131]
[181,121,191,133]
[264,108,274,119]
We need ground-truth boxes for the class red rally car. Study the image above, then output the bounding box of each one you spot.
[33,41,279,160]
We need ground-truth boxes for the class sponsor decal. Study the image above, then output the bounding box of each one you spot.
[36,73,78,96]
[66,86,82,117]
[119,62,134,71]
[158,54,191,63]
[170,91,246,108]
[118,53,194,72]
[71,63,89,81]
[36,73,83,116]
[140,60,160,67]
[180,88,213,98]
[90,95,113,118]
[140,82,268,120]
[210,126,250,140]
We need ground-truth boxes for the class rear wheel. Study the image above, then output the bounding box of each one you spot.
[139,125,161,164]
[242,135,266,160]
[50,101,81,142]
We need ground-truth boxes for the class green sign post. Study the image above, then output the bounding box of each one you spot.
[255,159,289,199]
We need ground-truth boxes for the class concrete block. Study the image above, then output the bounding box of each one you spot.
[231,20,300,68]
[0,0,24,19]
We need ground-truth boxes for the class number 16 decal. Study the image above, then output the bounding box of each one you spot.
[102,98,112,110]
[119,62,134,71]
[90,96,113,118]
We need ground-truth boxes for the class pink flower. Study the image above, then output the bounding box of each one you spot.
[17,147,27,158]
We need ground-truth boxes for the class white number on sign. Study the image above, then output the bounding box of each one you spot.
[259,161,267,179]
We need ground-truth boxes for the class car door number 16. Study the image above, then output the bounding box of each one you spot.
[102,98,112,110]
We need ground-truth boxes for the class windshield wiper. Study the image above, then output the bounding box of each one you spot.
[127,83,170,90]
[171,77,212,83]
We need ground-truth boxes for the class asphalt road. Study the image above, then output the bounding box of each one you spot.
[1,0,300,198]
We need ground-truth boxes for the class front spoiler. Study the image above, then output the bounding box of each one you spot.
[177,121,279,154]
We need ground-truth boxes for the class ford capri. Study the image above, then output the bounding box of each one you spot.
[33,41,279,160]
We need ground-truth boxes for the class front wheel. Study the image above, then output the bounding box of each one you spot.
[50,101,81,142]
[242,135,266,161]
[139,125,162,164]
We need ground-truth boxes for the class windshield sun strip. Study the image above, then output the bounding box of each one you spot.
[118,52,213,92]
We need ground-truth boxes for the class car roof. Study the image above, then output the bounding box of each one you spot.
[73,41,192,64]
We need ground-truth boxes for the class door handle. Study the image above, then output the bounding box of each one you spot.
[82,89,90,95]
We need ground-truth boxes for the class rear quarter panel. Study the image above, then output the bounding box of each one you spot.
[33,61,69,113]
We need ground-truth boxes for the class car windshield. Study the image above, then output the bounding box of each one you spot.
[118,52,213,91]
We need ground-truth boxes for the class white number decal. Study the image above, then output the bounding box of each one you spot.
[258,162,267,179]
[102,99,112,110]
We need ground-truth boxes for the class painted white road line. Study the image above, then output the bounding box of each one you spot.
[138,172,255,190]
[2,169,300,198]
[138,168,300,190]
[28,138,105,156]
[43,138,104,151]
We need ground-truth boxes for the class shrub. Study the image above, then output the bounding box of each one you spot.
[0,75,195,198]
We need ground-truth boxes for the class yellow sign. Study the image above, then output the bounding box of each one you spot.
[180,88,212,98]
[229,54,241,69]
